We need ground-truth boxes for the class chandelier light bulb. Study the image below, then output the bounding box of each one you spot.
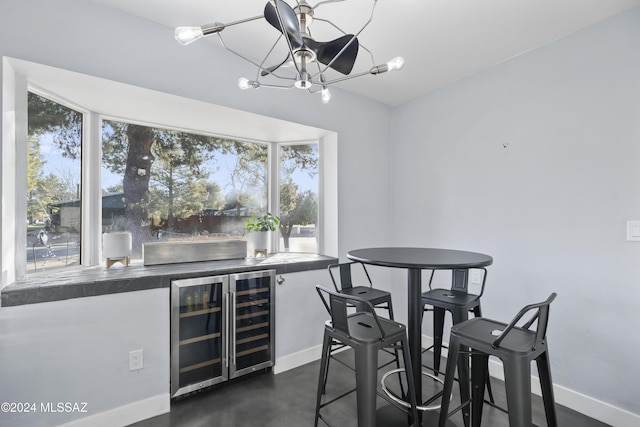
[386,56,405,72]
[238,78,259,90]
[174,27,204,45]
[238,78,251,90]
[321,87,332,104]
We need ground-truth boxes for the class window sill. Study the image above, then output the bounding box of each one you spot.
[1,253,337,308]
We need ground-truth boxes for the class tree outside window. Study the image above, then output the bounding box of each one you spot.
[279,144,319,253]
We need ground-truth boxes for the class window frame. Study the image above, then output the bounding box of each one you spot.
[2,59,337,288]
[23,87,90,275]
[20,101,323,273]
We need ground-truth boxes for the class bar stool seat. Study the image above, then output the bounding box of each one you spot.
[438,293,558,427]
[314,285,419,427]
[329,262,394,319]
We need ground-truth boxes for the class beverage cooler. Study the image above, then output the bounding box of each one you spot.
[171,269,276,398]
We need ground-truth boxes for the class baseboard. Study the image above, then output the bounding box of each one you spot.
[422,335,640,427]
[274,345,323,374]
[59,393,170,427]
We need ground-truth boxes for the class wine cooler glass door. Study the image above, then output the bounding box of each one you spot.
[171,275,229,398]
[229,270,275,379]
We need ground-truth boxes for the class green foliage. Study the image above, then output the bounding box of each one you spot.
[244,212,281,233]
[28,93,82,159]
[27,136,45,193]
[279,181,318,250]
[280,145,318,177]
[27,95,82,224]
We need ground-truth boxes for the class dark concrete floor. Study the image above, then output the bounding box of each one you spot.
[129,350,611,427]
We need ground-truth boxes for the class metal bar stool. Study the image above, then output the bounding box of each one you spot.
[438,293,558,427]
[314,285,419,427]
[324,262,399,392]
[422,268,495,406]
[421,268,485,373]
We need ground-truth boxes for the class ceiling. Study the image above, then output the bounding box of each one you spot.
[94,0,640,106]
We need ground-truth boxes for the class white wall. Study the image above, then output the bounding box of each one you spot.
[0,0,394,283]
[0,0,396,282]
[392,6,640,424]
[0,0,393,424]
[0,289,171,427]
[4,0,638,425]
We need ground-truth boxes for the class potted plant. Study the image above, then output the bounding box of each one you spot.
[244,212,281,255]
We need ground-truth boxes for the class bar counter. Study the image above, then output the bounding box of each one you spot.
[1,253,336,307]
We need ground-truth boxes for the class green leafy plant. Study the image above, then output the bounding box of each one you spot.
[244,212,281,233]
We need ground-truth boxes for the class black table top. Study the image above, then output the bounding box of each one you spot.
[347,247,493,270]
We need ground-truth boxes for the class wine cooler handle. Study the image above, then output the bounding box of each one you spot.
[230,290,236,367]
[224,292,229,369]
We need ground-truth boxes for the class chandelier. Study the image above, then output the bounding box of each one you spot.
[175,0,405,103]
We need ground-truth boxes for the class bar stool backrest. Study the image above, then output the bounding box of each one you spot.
[492,292,557,351]
[328,262,372,292]
[316,285,387,341]
[427,267,488,297]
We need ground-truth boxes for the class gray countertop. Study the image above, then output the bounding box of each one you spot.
[1,253,337,307]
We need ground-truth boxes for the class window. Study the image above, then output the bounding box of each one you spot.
[278,143,319,253]
[101,119,270,260]
[3,60,336,284]
[26,92,83,274]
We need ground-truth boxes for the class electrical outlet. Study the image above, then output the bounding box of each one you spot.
[129,349,144,371]
[470,270,483,285]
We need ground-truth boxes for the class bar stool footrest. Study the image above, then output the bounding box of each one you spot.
[381,368,452,412]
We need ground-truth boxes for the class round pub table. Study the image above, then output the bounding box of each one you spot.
[348,247,493,425]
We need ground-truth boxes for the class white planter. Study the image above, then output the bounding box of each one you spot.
[103,232,132,258]
[249,231,269,253]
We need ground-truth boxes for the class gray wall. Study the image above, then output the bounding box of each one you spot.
[392,6,640,419]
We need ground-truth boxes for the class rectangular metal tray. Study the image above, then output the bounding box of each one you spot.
[143,239,247,265]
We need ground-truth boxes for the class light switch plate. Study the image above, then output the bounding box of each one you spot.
[129,349,144,371]
[626,221,640,242]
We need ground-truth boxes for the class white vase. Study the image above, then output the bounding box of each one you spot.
[103,232,132,258]
[249,231,269,253]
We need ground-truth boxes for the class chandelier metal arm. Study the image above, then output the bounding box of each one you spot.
[320,68,374,86]
[216,33,281,78]
[203,15,264,34]
[254,34,288,80]
[254,82,297,89]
